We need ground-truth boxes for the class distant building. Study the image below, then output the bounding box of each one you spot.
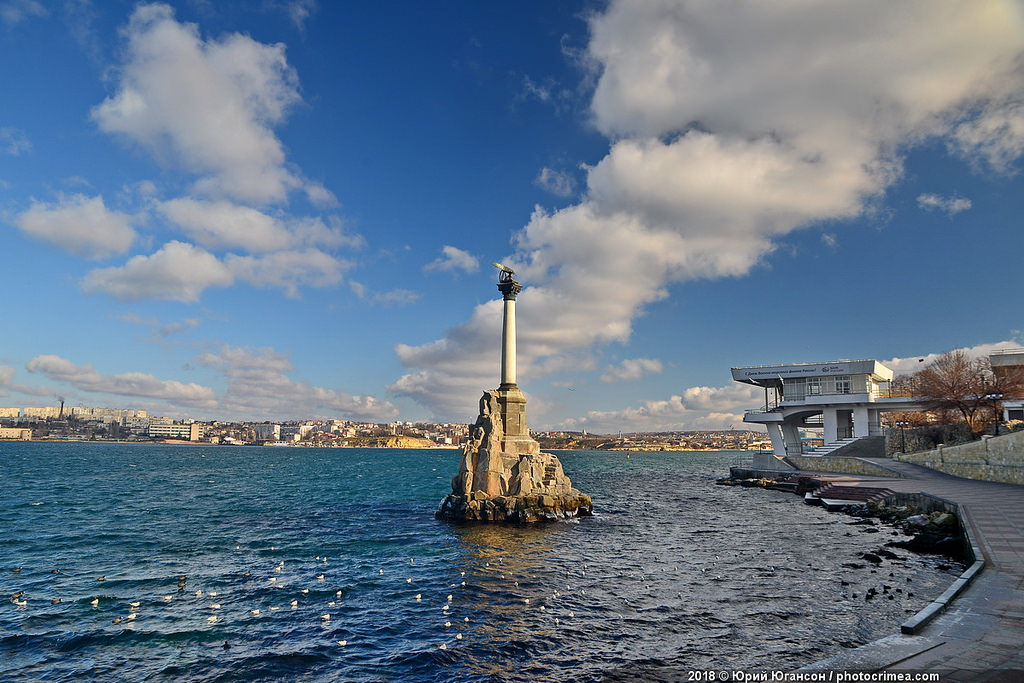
[732,359,926,461]
[254,424,281,441]
[0,427,31,440]
[148,422,202,441]
[0,407,20,418]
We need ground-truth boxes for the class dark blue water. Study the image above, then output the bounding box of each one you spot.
[1,443,960,681]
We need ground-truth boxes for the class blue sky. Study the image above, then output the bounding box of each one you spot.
[2,0,1023,432]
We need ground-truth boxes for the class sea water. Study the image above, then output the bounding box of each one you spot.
[1,442,961,681]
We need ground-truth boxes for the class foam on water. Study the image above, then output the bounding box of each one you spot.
[0,443,961,681]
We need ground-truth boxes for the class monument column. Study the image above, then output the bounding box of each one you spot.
[497,274,522,390]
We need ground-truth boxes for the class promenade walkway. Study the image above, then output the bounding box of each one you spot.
[802,458,1024,679]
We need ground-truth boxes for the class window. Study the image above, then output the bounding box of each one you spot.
[807,379,822,395]
[835,378,851,394]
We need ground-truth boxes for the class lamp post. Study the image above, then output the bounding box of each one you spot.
[895,420,907,454]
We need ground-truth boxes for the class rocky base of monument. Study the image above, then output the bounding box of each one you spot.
[436,490,593,523]
[437,388,593,524]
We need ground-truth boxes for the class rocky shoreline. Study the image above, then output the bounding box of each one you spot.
[717,473,966,560]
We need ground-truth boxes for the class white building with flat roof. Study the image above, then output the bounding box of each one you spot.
[732,359,926,461]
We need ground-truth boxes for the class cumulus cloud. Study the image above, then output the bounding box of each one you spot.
[91,3,309,204]
[560,383,760,433]
[14,194,137,260]
[534,167,577,197]
[227,248,348,298]
[600,357,663,383]
[157,198,361,252]
[883,339,1024,377]
[81,241,234,302]
[0,365,14,390]
[916,193,972,216]
[393,0,1024,420]
[196,344,398,422]
[25,354,216,403]
[0,126,31,155]
[424,245,479,274]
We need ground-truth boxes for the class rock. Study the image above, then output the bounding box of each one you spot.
[905,514,929,527]
[860,552,883,564]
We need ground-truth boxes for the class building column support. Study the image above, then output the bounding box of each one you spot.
[767,423,787,458]
[822,408,839,445]
[853,406,870,438]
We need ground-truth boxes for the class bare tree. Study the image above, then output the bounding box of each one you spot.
[912,350,1023,434]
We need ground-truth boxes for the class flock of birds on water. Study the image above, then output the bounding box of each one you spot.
[4,550,609,654]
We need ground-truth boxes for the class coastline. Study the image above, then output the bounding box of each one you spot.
[727,457,1024,675]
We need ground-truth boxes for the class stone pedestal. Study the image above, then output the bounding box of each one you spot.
[437,389,592,523]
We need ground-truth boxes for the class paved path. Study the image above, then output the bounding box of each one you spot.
[803,459,1024,680]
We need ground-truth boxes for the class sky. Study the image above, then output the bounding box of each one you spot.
[2,0,1024,432]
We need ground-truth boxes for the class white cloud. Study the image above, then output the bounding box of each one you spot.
[158,198,291,251]
[226,248,348,298]
[916,193,972,216]
[534,167,577,197]
[196,344,398,422]
[15,194,137,259]
[559,383,760,433]
[159,199,362,253]
[91,3,310,204]
[883,339,1024,377]
[0,126,31,155]
[424,245,479,274]
[0,0,46,26]
[25,354,216,403]
[349,281,422,307]
[81,241,234,302]
[0,365,14,389]
[600,357,663,383]
[393,1,1024,420]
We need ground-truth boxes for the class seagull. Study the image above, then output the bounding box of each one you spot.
[447,595,453,602]
[163,595,173,602]
[251,609,260,615]
[317,574,325,582]
[210,604,221,609]
[406,578,412,584]
[456,633,463,640]
[195,590,203,597]
[290,600,298,608]
[336,590,343,598]
[439,643,447,650]
[337,640,347,646]
[302,589,309,595]
[444,621,451,627]
[415,594,421,601]
[378,569,384,575]
[321,614,330,621]
[90,598,99,607]
[209,592,217,597]
[207,615,218,624]
[126,613,136,621]
[129,602,140,609]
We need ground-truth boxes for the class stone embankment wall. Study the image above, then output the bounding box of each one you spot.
[783,455,902,478]
[895,430,1024,485]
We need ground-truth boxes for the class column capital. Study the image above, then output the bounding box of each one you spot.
[497,279,522,300]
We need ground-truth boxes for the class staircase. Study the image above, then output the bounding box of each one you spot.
[804,483,895,511]
[802,437,862,456]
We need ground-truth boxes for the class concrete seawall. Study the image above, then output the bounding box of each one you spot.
[736,455,1024,675]
[895,429,1024,485]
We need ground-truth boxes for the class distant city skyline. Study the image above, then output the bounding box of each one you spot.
[2,1,1023,432]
